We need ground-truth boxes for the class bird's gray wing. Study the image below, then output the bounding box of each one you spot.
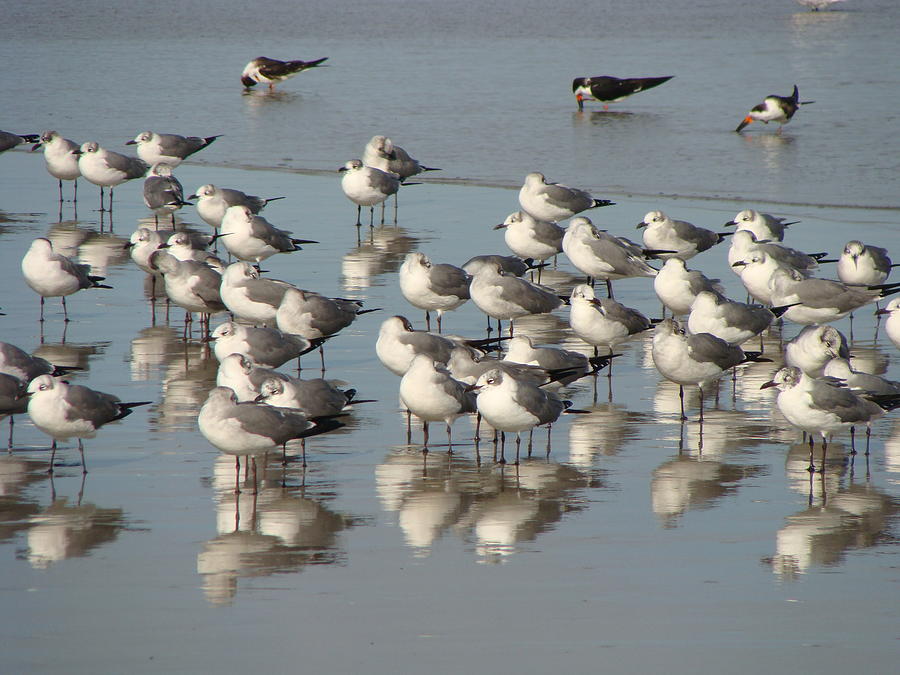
[686,333,743,369]
[243,277,291,307]
[63,385,121,426]
[430,264,471,299]
[809,381,880,424]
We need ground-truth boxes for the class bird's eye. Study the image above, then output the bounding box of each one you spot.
[486,377,495,385]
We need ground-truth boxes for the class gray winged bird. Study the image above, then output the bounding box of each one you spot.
[241,56,328,90]
[127,131,220,167]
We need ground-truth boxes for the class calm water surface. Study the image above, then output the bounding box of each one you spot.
[1,1,899,672]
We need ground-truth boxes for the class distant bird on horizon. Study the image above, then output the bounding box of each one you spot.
[794,0,846,11]
[241,56,328,90]
[572,75,673,111]
[735,85,812,133]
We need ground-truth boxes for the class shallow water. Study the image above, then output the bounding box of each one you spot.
[2,0,900,672]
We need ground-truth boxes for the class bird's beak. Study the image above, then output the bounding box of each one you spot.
[187,193,198,200]
[760,380,778,389]
[875,308,890,316]
[723,220,736,227]
[254,394,265,402]
[493,223,507,230]
[464,383,482,392]
[71,149,83,155]
[209,232,231,242]
[123,242,134,249]
[735,117,753,133]
[31,142,43,151]
[159,243,171,248]
[125,139,137,145]
[636,221,647,229]
[338,166,348,172]
[731,260,747,268]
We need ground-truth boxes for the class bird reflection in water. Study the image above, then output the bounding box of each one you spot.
[341,226,418,292]
[198,455,362,605]
[375,447,596,560]
[0,456,46,545]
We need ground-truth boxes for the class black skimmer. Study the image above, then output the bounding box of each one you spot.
[572,75,673,110]
[735,85,813,133]
[241,56,328,90]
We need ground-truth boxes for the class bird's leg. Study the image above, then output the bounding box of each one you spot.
[820,436,828,474]
[446,423,453,453]
[7,416,14,452]
[234,456,241,494]
[62,297,70,323]
[380,201,386,226]
[251,456,258,495]
[807,434,815,473]
[355,205,362,227]
[849,426,857,456]
[606,279,614,300]
[423,420,430,450]
[499,431,506,464]
[73,178,78,204]
[698,386,705,425]
[301,438,307,468]
[99,186,105,212]
[47,440,58,474]
[865,426,872,457]
[546,423,552,457]
[515,433,521,465]
[78,439,87,474]
[393,193,399,224]
[679,385,687,422]
[319,345,326,372]
[369,206,375,228]
[474,412,482,444]
[436,313,443,334]
[109,186,115,214]
[509,320,515,339]
[527,429,533,458]
[425,311,431,332]
[39,296,45,323]
[282,441,288,466]
[57,179,63,203]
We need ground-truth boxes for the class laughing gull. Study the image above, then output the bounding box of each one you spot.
[362,135,438,181]
[127,131,220,167]
[189,184,285,231]
[876,298,900,349]
[653,258,724,316]
[0,130,38,153]
[837,240,894,287]
[162,232,215,264]
[735,85,809,133]
[75,141,148,211]
[768,268,900,325]
[562,217,657,298]
[256,376,364,417]
[687,291,785,346]
[220,261,295,325]
[198,387,342,480]
[26,375,150,473]
[822,357,900,397]
[652,318,766,421]
[569,284,652,354]
[495,211,564,265]
[727,230,825,273]
[32,131,81,202]
[572,75,673,110]
[21,238,111,322]
[0,373,27,449]
[210,321,324,369]
[637,211,725,261]
[469,368,568,463]
[143,163,190,227]
[216,352,288,402]
[399,252,471,332]
[0,342,77,382]
[217,205,316,264]
[795,0,845,10]
[731,250,806,305]
[761,367,890,469]
[126,227,172,273]
[148,250,226,327]
[240,56,328,90]
[399,354,476,448]
[461,255,536,278]
[518,172,614,223]
[445,345,572,387]
[375,315,500,376]
[784,324,849,377]
[503,335,613,382]
[469,262,563,336]
[339,159,401,227]
[276,287,375,342]
[724,209,798,242]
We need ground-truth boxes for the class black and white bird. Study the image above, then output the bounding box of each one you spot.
[189,184,284,232]
[399,354,476,449]
[241,56,328,90]
[572,75,673,111]
[338,159,401,228]
[735,85,810,133]
[724,209,798,242]
[837,240,894,287]
[637,210,726,261]
[127,131,220,167]
[399,252,471,332]
[217,205,316,264]
[143,163,191,227]
[75,141,148,211]
[26,375,150,473]
[32,131,81,202]
[519,172,614,223]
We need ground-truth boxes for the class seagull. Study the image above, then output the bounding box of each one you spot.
[362,135,438,181]
[126,131,220,167]
[494,211,564,266]
[637,211,726,261]
[518,172,614,223]
[0,341,78,382]
[198,387,342,483]
[687,290,786,346]
[875,298,900,349]
[399,354,476,448]
[724,209,798,242]
[0,373,27,450]
[727,230,825,273]
[731,250,808,305]
[125,227,171,273]
[569,284,652,355]
[31,131,81,202]
[143,163,191,227]
[837,240,894,287]
[735,85,810,133]
[189,184,284,231]
[468,262,563,336]
[769,267,900,325]
[217,205,316,264]
[823,357,900,397]
[571,75,673,111]
[0,130,38,153]
[256,376,366,417]
[216,353,288,402]
[338,159,401,227]
[375,315,501,376]
[219,261,295,325]
[240,56,328,90]
[21,238,111,322]
[653,258,724,316]
[276,287,376,342]
[148,250,226,327]
[161,232,214,264]
[761,366,892,470]
[784,324,849,377]
[503,335,613,382]
[468,368,568,464]
[25,375,150,473]
[399,252,471,332]
[562,217,657,298]
[461,254,537,278]
[652,318,766,421]
[794,0,846,10]
[210,321,324,369]
[75,141,148,211]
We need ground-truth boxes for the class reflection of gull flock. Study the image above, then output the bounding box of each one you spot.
[2,9,899,577]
